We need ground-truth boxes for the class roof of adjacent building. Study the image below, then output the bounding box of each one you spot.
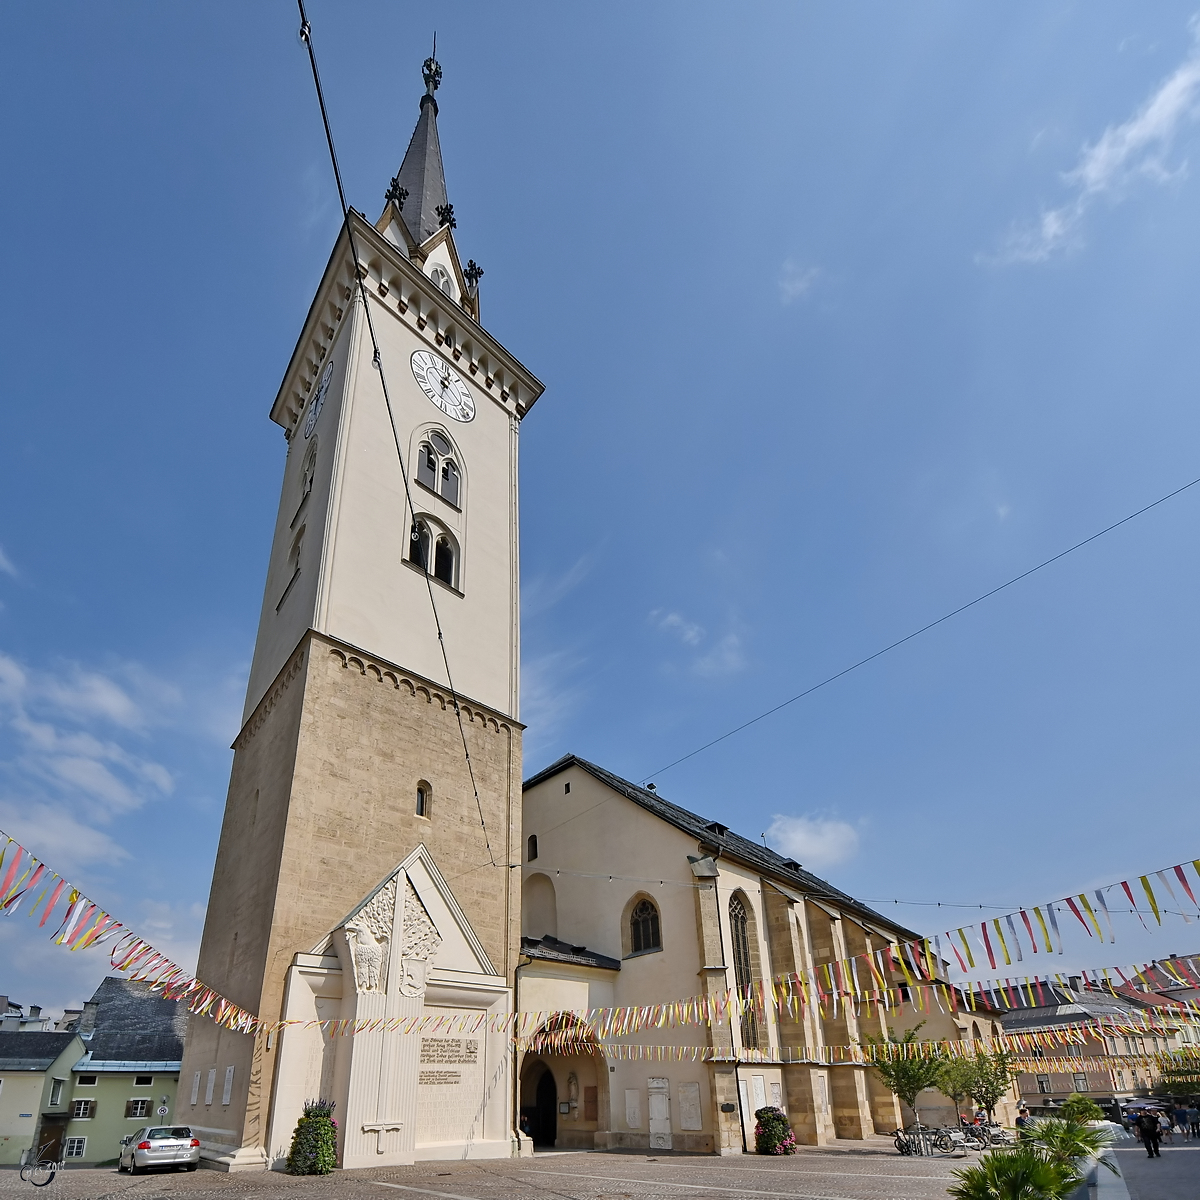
[0,1030,79,1071]
[1000,981,1181,1032]
[82,977,187,1066]
[521,934,621,971]
[524,753,918,939]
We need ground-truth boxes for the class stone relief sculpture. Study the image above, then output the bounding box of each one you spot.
[345,877,396,993]
[398,880,442,997]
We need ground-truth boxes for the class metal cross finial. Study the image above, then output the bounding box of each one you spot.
[435,203,456,229]
[422,50,442,95]
[464,260,484,295]
[384,176,408,210]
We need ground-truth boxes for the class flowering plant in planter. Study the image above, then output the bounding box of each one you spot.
[286,1098,338,1175]
[754,1106,797,1155]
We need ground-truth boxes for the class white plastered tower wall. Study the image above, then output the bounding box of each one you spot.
[176,62,543,1172]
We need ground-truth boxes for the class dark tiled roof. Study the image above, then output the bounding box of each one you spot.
[87,1031,184,1063]
[524,755,917,939]
[0,1030,77,1070]
[84,977,187,1064]
[392,75,449,245]
[521,935,621,971]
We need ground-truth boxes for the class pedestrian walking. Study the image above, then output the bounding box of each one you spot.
[1187,1104,1199,1138]
[1174,1105,1190,1140]
[1158,1111,1174,1144]
[1015,1107,1031,1141]
[1137,1110,1162,1157]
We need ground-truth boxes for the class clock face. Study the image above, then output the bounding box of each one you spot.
[411,350,475,422]
[304,361,334,439]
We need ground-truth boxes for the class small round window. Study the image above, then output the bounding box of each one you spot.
[429,431,452,456]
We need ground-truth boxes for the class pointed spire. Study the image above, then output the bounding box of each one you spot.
[388,51,452,245]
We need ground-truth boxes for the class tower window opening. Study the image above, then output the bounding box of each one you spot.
[409,521,430,569]
[434,535,456,586]
[300,440,318,501]
[630,898,661,954]
[417,443,438,490]
[430,265,455,299]
[440,459,460,506]
[416,782,431,818]
[527,834,538,861]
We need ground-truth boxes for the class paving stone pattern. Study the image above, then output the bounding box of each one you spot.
[0,1144,972,1200]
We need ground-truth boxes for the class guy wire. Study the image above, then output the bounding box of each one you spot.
[297,1,495,865]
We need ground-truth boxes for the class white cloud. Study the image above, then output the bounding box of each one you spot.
[1000,21,1200,263]
[694,632,745,677]
[779,260,820,303]
[767,814,860,869]
[0,546,17,578]
[523,553,595,619]
[655,611,705,647]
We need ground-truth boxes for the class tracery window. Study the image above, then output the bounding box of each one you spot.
[729,894,759,1049]
[630,898,661,954]
[409,518,459,590]
[415,431,462,507]
[429,264,456,299]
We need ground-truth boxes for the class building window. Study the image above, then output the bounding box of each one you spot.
[125,1099,150,1118]
[64,1138,86,1159]
[1073,1074,1088,1093]
[49,1079,63,1106]
[134,1075,153,1087]
[630,899,661,954]
[77,1075,97,1087]
[1036,1075,1051,1094]
[429,265,456,299]
[410,520,431,569]
[417,443,438,491]
[300,440,318,502]
[440,458,460,506]
[729,894,759,1049]
[527,834,538,861]
[70,1099,96,1119]
[434,534,457,587]
[416,782,431,818]
[415,432,463,508]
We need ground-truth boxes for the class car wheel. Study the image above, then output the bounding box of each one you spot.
[186,1164,198,1172]
[129,1159,140,1176]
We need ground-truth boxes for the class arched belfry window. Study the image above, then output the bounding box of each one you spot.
[409,520,430,569]
[434,534,457,587]
[630,899,661,954]
[729,894,759,1049]
[415,431,462,509]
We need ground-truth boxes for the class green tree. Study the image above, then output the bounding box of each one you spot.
[948,1147,1082,1200]
[867,1024,948,1126]
[969,1050,1018,1119]
[1057,1094,1104,1124]
[939,1058,980,1122]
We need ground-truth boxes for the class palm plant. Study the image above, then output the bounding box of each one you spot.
[1025,1117,1118,1176]
[948,1147,1081,1200]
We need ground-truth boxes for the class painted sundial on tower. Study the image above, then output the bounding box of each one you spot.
[411,350,475,422]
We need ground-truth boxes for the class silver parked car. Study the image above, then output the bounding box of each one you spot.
[118,1126,200,1173]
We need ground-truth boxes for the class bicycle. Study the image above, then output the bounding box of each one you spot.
[932,1125,990,1154]
[892,1124,935,1155]
[19,1144,62,1187]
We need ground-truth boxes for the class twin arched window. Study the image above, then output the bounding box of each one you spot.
[429,265,456,300]
[409,520,458,588]
[417,432,461,507]
[630,899,661,954]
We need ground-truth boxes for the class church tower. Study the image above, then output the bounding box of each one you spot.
[176,58,542,1170]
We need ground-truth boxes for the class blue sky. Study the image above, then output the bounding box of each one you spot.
[4,3,1200,1014]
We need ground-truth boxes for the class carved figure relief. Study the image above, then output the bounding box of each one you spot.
[345,876,396,993]
[398,880,442,997]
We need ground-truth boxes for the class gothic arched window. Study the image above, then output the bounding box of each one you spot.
[440,459,460,506]
[729,894,759,1049]
[630,899,661,954]
[416,781,431,818]
[434,534,457,587]
[409,520,430,569]
[429,264,455,299]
